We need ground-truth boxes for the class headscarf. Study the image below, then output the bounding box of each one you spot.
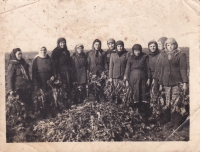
[75,44,84,50]
[92,39,102,51]
[131,44,144,59]
[57,37,68,50]
[164,38,178,50]
[157,37,167,50]
[164,38,179,60]
[115,40,126,56]
[148,40,159,56]
[92,39,103,57]
[74,44,85,56]
[107,38,116,54]
[56,37,70,57]
[34,46,48,59]
[9,48,29,80]
[116,40,124,48]
[107,38,116,45]
[9,48,25,64]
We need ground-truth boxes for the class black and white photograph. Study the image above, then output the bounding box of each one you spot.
[1,0,200,151]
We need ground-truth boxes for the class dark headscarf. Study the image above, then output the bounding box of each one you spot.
[148,40,159,56]
[92,39,102,51]
[9,48,25,65]
[57,37,67,49]
[92,39,103,57]
[52,37,70,67]
[131,44,144,59]
[115,40,127,56]
[56,37,70,58]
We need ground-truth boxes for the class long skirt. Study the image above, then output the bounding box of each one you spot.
[129,78,147,103]
[16,88,32,105]
[38,72,52,92]
[60,66,72,99]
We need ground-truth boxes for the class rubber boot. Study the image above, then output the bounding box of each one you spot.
[173,112,183,130]
[159,108,171,124]
[133,103,140,114]
[166,112,175,128]
[140,102,150,124]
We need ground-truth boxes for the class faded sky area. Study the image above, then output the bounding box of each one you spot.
[0,0,198,53]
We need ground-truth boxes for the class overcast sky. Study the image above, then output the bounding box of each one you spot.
[0,0,197,53]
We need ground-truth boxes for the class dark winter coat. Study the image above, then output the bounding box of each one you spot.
[124,53,151,81]
[148,50,160,79]
[51,38,73,95]
[124,53,150,102]
[154,50,188,86]
[87,39,108,76]
[7,59,31,94]
[32,55,53,92]
[71,52,88,84]
[109,50,129,79]
[106,49,116,68]
[51,47,71,77]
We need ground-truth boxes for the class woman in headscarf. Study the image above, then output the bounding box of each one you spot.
[87,39,108,76]
[148,40,170,124]
[51,38,72,105]
[154,38,188,129]
[124,44,151,113]
[71,44,88,103]
[87,39,108,102]
[109,40,129,103]
[147,40,160,95]
[157,37,167,52]
[7,48,31,104]
[106,38,116,69]
[152,37,167,86]
[32,46,53,93]
[153,37,168,81]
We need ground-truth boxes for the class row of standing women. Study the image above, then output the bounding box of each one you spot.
[6,37,188,127]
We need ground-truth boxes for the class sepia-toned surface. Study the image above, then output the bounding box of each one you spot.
[0,0,200,151]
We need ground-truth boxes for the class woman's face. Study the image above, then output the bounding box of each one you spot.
[94,42,100,51]
[134,50,140,56]
[40,47,47,57]
[157,41,163,51]
[59,41,66,48]
[166,43,175,52]
[15,51,22,60]
[108,42,115,50]
[77,47,83,54]
[149,43,157,52]
[117,45,123,52]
